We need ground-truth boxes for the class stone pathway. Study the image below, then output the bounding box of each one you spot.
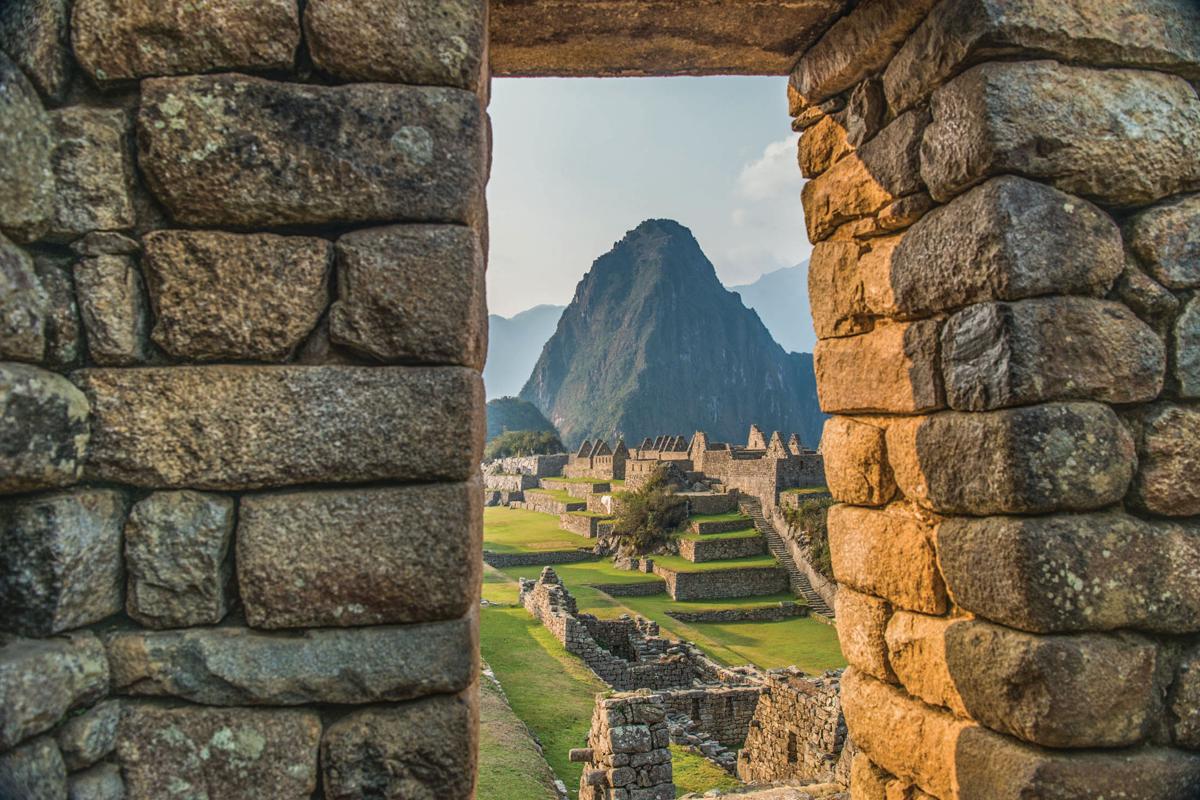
[739,498,834,618]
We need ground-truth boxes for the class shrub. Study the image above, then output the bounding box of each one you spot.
[783,497,835,581]
[484,429,565,460]
[611,465,688,556]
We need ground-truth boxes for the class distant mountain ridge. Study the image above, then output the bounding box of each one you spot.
[484,304,565,399]
[519,219,826,449]
[731,262,815,354]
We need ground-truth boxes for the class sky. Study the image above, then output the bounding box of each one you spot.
[486,77,811,318]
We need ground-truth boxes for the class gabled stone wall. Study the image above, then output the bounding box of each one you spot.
[736,670,846,785]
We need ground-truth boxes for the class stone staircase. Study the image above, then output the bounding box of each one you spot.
[739,497,834,618]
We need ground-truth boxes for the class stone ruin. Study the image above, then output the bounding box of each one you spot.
[571,693,675,800]
[567,438,632,481]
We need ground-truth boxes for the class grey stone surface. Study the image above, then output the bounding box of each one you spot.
[937,512,1200,634]
[117,704,319,800]
[105,616,476,705]
[1115,260,1180,340]
[67,762,124,800]
[73,255,149,365]
[1124,403,1200,517]
[890,176,1124,316]
[305,0,485,89]
[47,107,137,241]
[124,491,234,629]
[887,402,1135,516]
[1172,644,1200,749]
[0,633,108,751]
[320,693,476,799]
[142,230,331,362]
[0,489,127,636]
[70,232,139,257]
[941,298,1164,411]
[0,0,72,101]
[0,52,53,242]
[329,224,486,368]
[0,736,67,800]
[137,74,486,228]
[0,234,49,362]
[56,699,121,771]
[238,481,480,629]
[922,61,1200,206]
[71,0,300,82]
[31,252,81,367]
[1128,193,1200,290]
[1177,295,1200,398]
[75,365,483,489]
[0,363,89,494]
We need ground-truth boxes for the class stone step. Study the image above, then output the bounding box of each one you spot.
[739,497,835,618]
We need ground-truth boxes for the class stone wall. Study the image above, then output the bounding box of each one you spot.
[486,453,570,478]
[769,505,839,612]
[521,490,587,514]
[483,550,598,568]
[678,533,766,563]
[737,670,846,785]
[571,694,674,800]
[658,686,763,748]
[485,472,540,492]
[793,0,1200,796]
[667,603,808,624]
[0,1,487,797]
[654,565,790,601]
[682,491,739,515]
[544,477,612,497]
[561,512,613,538]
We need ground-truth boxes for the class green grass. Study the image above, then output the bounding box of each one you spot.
[478,667,561,800]
[567,510,614,519]
[526,488,584,503]
[671,746,741,797]
[677,529,760,542]
[548,476,610,485]
[483,506,593,554]
[689,512,753,525]
[650,553,779,573]
[781,486,831,496]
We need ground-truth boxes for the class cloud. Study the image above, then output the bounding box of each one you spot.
[735,134,803,202]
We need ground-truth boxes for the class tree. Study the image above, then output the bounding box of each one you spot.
[611,465,688,557]
[782,497,835,581]
[484,429,565,460]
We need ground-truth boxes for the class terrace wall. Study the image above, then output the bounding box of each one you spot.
[654,565,789,601]
[678,534,766,563]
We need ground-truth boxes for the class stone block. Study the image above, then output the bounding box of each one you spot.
[843,78,886,149]
[808,235,900,339]
[890,177,1123,317]
[56,699,120,771]
[73,255,149,365]
[67,762,124,800]
[799,115,853,179]
[47,107,136,241]
[31,252,81,367]
[802,110,927,242]
[320,692,476,799]
[921,61,1200,206]
[884,0,1200,114]
[305,0,485,89]
[142,230,332,362]
[0,235,49,363]
[105,616,476,705]
[71,0,300,82]
[137,75,486,229]
[0,0,72,102]
[821,416,896,506]
[75,365,483,489]
[70,232,139,258]
[124,490,234,629]
[0,363,89,494]
[1128,193,1200,290]
[0,489,126,636]
[941,297,1164,411]
[329,224,486,368]
[815,321,944,414]
[117,704,319,800]
[238,481,480,629]
[850,752,889,800]
[1114,259,1180,339]
[0,633,108,751]
[1177,296,1200,397]
[1172,644,1200,749]
[787,0,940,107]
[886,402,1134,515]
[0,736,67,800]
[1124,403,1200,517]
[937,512,1200,634]
[835,587,895,683]
[827,503,946,615]
[0,52,53,243]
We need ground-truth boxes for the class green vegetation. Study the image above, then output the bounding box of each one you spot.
[483,507,592,554]
[485,429,565,460]
[781,486,831,496]
[612,465,689,556]
[670,746,741,796]
[689,511,753,525]
[567,510,614,519]
[486,396,559,442]
[550,476,612,485]
[478,667,561,800]
[650,553,779,573]
[677,529,760,542]
[526,487,582,504]
[783,496,836,581]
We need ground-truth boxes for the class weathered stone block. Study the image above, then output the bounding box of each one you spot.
[1172,644,1200,749]
[1177,296,1200,398]
[799,115,853,179]
[850,752,890,800]
[922,61,1200,206]
[137,75,486,228]
[941,297,1164,411]
[305,0,485,89]
[0,633,108,751]
[142,230,332,362]
[321,692,476,799]
[827,503,946,615]
[835,587,895,683]
[124,490,234,629]
[0,52,53,243]
[31,253,81,367]
[75,365,483,489]
[1128,193,1200,290]
[117,704,319,800]
[0,736,67,800]
[238,481,480,629]
[66,762,123,800]
[0,363,89,494]
[56,699,120,771]
[47,107,137,241]
[105,616,476,705]
[890,177,1123,317]
[1124,403,1200,517]
[329,225,486,368]
[1115,259,1180,340]
[885,0,1200,114]
[71,0,300,82]
[815,321,944,414]
[0,0,72,101]
[808,235,900,339]
[73,255,149,365]
[821,416,896,506]
[0,490,126,636]
[886,402,1134,515]
[0,235,48,363]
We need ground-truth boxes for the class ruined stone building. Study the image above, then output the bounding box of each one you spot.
[566,437,631,480]
[1,1,1199,798]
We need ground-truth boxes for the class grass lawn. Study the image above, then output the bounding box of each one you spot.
[483,506,593,554]
[689,512,753,525]
[650,554,779,573]
[567,510,614,519]
[478,665,561,800]
[781,486,831,496]
[526,487,583,503]
[671,746,741,796]
[550,476,610,485]
[677,529,760,542]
